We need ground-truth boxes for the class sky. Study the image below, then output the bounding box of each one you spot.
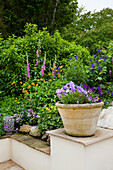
[77,0,113,12]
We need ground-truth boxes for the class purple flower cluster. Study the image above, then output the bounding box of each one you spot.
[26,63,30,80]
[41,60,45,76]
[27,108,40,118]
[36,49,39,65]
[56,81,101,104]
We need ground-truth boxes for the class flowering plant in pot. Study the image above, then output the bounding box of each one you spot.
[56,81,104,137]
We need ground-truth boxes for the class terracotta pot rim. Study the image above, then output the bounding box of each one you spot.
[56,101,104,109]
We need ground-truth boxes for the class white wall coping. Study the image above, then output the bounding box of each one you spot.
[48,127,113,146]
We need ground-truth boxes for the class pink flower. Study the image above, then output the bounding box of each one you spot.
[109,70,112,75]
[36,50,39,57]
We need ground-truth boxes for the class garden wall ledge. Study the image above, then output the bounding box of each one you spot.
[0,133,50,155]
[1,128,113,170]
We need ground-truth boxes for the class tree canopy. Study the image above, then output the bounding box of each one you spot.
[0,0,78,38]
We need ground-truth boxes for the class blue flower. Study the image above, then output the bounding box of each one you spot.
[69,57,72,60]
[91,64,96,68]
[75,56,77,60]
[98,66,101,72]
[107,90,110,94]
[103,58,106,62]
[89,58,91,61]
[94,55,96,58]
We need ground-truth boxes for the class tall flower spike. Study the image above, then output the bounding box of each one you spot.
[36,49,39,65]
[26,54,30,81]
[52,55,57,77]
[41,52,46,76]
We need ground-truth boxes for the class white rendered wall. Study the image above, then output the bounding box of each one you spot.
[50,135,85,170]
[0,138,11,163]
[11,139,51,170]
[85,138,113,170]
[1,128,113,170]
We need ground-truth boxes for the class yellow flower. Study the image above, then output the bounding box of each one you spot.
[49,79,52,81]
[28,99,30,101]
[37,79,39,81]
[48,73,51,75]
[50,106,53,109]
[40,78,43,81]
[43,80,45,83]
[36,84,38,86]
[20,81,22,84]
[23,83,26,85]
[34,67,37,69]
[33,117,35,119]
[15,100,17,102]
[32,83,35,86]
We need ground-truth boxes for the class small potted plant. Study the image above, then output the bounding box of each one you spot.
[56,81,104,137]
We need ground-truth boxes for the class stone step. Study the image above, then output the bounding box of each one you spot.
[0,160,24,170]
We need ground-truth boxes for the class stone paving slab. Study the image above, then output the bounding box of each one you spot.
[11,133,50,155]
[0,160,24,170]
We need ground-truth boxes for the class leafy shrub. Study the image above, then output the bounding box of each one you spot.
[64,44,113,107]
[62,8,113,54]
[0,23,90,96]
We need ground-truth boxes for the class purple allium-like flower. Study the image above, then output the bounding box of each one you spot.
[98,66,101,72]
[91,64,96,69]
[109,70,112,75]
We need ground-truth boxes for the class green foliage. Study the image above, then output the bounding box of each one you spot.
[0,0,78,38]
[62,8,113,54]
[0,23,90,96]
[64,44,113,107]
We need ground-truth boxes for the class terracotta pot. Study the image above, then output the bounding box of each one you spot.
[56,102,104,137]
